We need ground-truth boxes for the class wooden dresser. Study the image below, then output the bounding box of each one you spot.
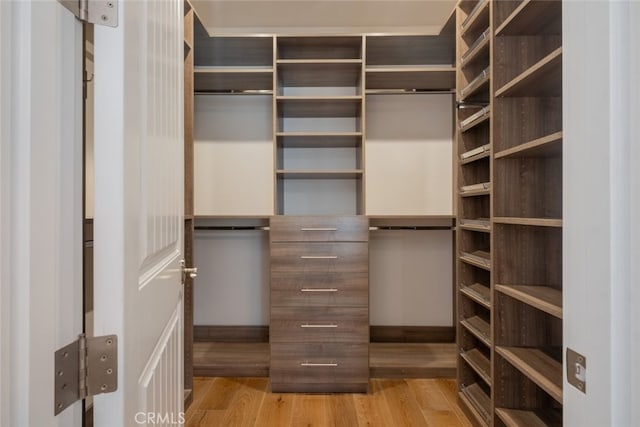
[269,216,369,393]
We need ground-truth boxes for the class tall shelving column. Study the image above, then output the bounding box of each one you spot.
[491,1,563,425]
[456,0,493,425]
[274,37,365,215]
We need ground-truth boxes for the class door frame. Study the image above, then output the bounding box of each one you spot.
[0,1,84,426]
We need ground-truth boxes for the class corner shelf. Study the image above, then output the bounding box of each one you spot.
[495,284,562,319]
[495,48,562,98]
[495,346,563,404]
[460,348,492,385]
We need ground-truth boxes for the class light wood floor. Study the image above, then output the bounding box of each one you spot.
[185,377,472,427]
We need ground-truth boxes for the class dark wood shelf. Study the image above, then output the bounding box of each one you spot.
[365,66,456,90]
[461,0,490,38]
[495,131,562,159]
[460,348,492,385]
[495,0,562,36]
[460,283,491,309]
[460,28,490,69]
[495,48,562,98]
[460,67,490,101]
[276,132,362,148]
[459,105,490,133]
[495,407,562,427]
[194,67,273,92]
[496,346,563,403]
[460,250,491,270]
[460,143,490,164]
[460,316,491,347]
[493,217,562,228]
[495,284,562,319]
[278,60,362,87]
[459,219,490,233]
[459,383,491,426]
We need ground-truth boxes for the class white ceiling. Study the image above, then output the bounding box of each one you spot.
[191,0,457,36]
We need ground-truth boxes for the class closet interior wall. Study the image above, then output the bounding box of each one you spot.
[190,12,459,379]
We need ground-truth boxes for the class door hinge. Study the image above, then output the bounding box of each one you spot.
[54,334,118,415]
[58,0,118,27]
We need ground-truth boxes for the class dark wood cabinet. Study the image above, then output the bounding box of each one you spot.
[269,216,369,392]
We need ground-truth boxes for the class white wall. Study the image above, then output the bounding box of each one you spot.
[564,2,640,426]
[370,229,453,326]
[366,94,453,216]
[0,2,11,424]
[194,230,270,325]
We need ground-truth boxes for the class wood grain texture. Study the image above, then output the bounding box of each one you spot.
[270,215,369,242]
[186,377,472,427]
[270,306,369,343]
[270,242,369,272]
[277,36,363,60]
[194,325,269,343]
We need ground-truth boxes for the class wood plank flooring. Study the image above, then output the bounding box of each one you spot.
[186,377,472,427]
[194,342,456,378]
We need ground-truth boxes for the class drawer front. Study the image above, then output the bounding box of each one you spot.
[270,242,368,273]
[270,306,369,343]
[270,343,368,385]
[270,216,369,242]
[271,270,368,307]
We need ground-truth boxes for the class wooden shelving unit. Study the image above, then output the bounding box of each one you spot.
[456,1,563,423]
[276,132,362,148]
[491,0,564,423]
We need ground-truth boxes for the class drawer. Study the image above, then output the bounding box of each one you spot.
[270,306,369,343]
[270,216,369,242]
[270,242,368,273]
[270,343,368,387]
[271,270,368,307]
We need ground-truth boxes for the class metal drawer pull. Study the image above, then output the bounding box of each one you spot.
[300,255,338,259]
[300,324,338,328]
[300,228,337,231]
[300,288,338,292]
[300,362,338,367]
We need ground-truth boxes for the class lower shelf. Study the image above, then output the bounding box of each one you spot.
[495,407,562,427]
[459,383,491,426]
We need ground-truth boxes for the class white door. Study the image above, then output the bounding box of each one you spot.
[1,1,83,426]
[92,0,185,425]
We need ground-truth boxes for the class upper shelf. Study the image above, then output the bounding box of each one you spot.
[495,48,562,98]
[277,36,362,60]
[496,0,562,36]
[365,66,456,91]
[495,132,562,159]
[460,28,490,69]
[278,60,362,87]
[276,132,362,148]
[194,35,273,68]
[366,35,455,68]
[461,67,490,101]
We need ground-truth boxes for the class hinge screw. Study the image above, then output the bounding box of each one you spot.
[101,15,108,22]
[107,2,114,7]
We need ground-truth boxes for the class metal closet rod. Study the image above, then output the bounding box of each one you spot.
[195,226,270,231]
[366,89,455,95]
[369,226,454,231]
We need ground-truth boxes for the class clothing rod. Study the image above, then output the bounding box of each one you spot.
[369,226,454,231]
[366,89,455,95]
[194,90,273,96]
[195,226,270,231]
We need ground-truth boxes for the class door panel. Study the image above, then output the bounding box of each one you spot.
[93,0,185,425]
